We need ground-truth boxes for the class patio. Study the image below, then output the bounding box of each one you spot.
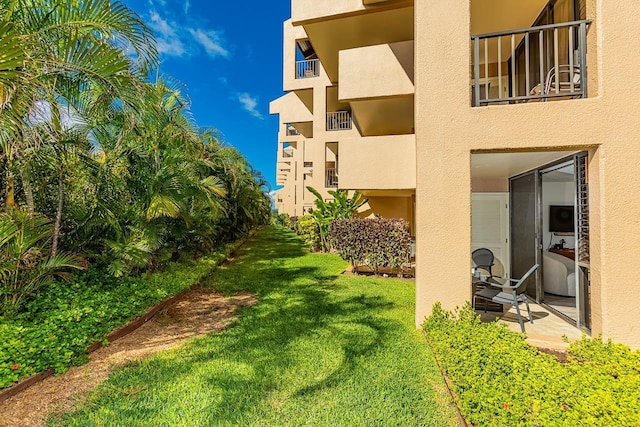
[477,302,584,351]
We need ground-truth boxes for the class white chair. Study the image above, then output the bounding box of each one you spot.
[544,65,582,99]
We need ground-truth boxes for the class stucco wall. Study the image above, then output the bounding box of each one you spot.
[339,41,414,101]
[339,135,416,190]
[415,0,640,348]
[360,195,415,234]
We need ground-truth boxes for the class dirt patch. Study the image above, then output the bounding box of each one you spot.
[538,347,570,363]
[0,287,258,427]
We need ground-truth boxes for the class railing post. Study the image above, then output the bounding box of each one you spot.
[579,22,588,99]
[473,36,480,107]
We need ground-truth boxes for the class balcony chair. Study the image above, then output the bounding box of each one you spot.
[544,65,582,99]
[529,65,582,101]
[472,248,495,278]
[474,264,539,333]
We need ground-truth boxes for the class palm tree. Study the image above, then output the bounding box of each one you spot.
[0,209,83,315]
[0,0,157,210]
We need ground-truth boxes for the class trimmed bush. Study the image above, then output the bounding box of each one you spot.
[294,215,321,251]
[423,303,640,426]
[329,218,410,275]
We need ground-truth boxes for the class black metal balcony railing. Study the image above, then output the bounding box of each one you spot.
[326,111,352,131]
[472,20,591,106]
[325,168,338,188]
[303,161,313,168]
[296,59,320,79]
[285,124,300,136]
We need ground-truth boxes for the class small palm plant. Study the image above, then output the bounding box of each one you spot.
[0,210,84,316]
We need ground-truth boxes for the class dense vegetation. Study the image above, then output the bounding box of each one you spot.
[0,0,270,318]
[1,245,233,389]
[0,0,269,387]
[50,227,458,426]
[290,187,366,252]
[423,303,640,426]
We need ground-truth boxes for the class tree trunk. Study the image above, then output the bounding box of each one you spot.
[22,174,35,214]
[51,177,64,257]
[6,172,15,208]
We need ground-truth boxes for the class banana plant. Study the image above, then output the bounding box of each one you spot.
[306,186,367,252]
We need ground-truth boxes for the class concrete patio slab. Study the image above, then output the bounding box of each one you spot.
[477,302,585,351]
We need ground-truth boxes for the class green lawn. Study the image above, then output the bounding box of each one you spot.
[51,226,458,426]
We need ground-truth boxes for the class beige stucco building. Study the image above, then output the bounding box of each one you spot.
[270,4,415,228]
[272,0,640,348]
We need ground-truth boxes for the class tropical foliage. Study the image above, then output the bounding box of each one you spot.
[305,186,367,252]
[1,244,233,389]
[0,0,270,315]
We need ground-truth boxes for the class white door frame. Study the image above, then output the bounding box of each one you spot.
[471,192,510,278]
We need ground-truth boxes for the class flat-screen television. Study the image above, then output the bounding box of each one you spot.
[549,205,575,233]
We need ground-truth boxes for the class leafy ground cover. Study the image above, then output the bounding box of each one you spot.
[50,226,458,426]
[423,303,640,426]
[1,243,236,389]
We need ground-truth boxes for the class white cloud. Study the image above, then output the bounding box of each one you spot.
[148,11,186,57]
[145,9,230,61]
[188,28,229,58]
[237,93,264,120]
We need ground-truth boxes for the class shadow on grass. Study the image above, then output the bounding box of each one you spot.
[52,226,419,426]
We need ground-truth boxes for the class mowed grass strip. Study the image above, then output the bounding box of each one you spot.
[50,226,458,426]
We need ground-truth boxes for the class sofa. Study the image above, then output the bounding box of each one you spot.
[542,251,578,297]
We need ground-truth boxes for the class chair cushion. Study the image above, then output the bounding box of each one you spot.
[475,288,519,306]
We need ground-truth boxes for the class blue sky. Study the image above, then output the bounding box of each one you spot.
[124,0,289,190]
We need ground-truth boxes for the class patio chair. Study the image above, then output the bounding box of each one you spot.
[527,65,582,101]
[474,264,539,333]
[472,248,495,278]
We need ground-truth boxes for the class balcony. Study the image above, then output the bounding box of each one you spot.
[291,2,413,82]
[282,150,294,158]
[325,168,338,188]
[326,111,352,131]
[286,124,301,136]
[472,20,591,106]
[296,59,320,79]
[339,41,414,136]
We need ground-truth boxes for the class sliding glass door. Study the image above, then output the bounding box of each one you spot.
[510,172,542,301]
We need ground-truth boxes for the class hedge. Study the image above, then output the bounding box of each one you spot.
[422,303,640,426]
[0,244,234,390]
[328,218,410,275]
[294,214,321,251]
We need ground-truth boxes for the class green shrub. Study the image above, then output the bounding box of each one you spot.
[0,210,84,316]
[294,215,321,251]
[423,303,640,426]
[0,246,231,390]
[329,218,410,275]
[271,213,291,228]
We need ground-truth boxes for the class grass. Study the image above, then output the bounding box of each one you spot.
[50,226,458,426]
